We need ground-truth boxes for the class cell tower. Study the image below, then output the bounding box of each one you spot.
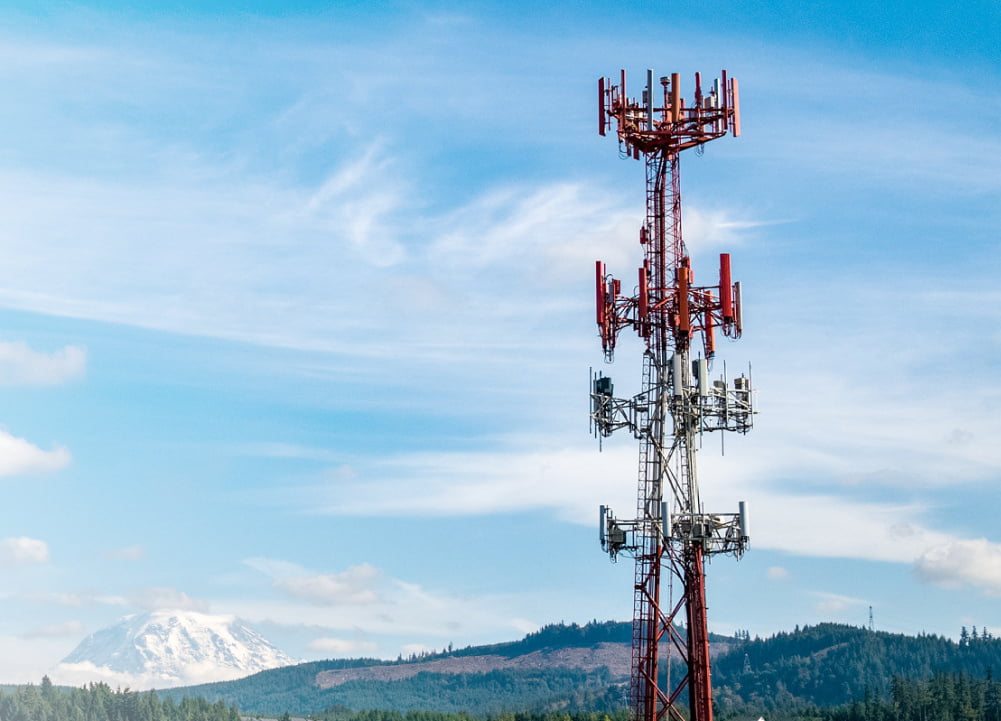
[590,69,753,721]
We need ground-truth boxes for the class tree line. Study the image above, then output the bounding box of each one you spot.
[819,672,1001,721]
[711,622,1001,713]
[0,677,240,721]
[311,709,634,721]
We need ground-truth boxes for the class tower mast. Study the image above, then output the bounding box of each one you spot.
[591,69,753,721]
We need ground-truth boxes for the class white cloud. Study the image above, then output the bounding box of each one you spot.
[0,165,617,372]
[20,620,85,638]
[762,74,1001,193]
[228,560,560,654]
[0,634,77,685]
[52,658,252,689]
[292,440,940,562]
[766,566,789,580]
[21,591,128,608]
[812,591,868,615]
[0,537,49,567]
[0,341,85,386]
[0,40,110,68]
[682,206,789,252]
[727,491,951,564]
[301,443,637,524]
[400,643,433,657]
[290,437,1001,589]
[306,637,379,655]
[244,558,390,622]
[263,562,383,606]
[243,557,311,579]
[430,182,636,277]
[103,545,146,561]
[238,443,341,463]
[130,586,209,612]
[0,431,70,477]
[301,146,408,268]
[914,539,1001,596]
[510,618,540,635]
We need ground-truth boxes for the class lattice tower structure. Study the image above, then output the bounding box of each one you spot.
[591,69,753,721]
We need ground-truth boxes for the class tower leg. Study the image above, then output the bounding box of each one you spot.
[630,532,664,721]
[685,545,713,721]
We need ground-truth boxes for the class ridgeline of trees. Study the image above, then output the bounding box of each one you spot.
[313,711,634,721]
[818,673,1001,721]
[0,676,240,721]
[392,622,633,663]
[444,622,630,660]
[167,667,626,718]
[162,656,394,710]
[711,622,1001,715]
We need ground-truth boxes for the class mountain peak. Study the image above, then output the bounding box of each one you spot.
[54,609,295,689]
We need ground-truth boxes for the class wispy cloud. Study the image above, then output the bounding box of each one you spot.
[233,558,548,655]
[130,586,209,613]
[306,637,379,655]
[740,50,1001,193]
[0,341,85,386]
[274,565,383,606]
[237,443,342,463]
[682,206,791,252]
[102,545,146,561]
[0,40,111,68]
[295,442,636,523]
[811,591,869,616]
[20,591,127,608]
[20,620,85,639]
[767,566,789,580]
[280,438,1000,585]
[0,537,49,567]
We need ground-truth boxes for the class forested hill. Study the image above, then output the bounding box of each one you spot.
[160,621,640,716]
[161,620,743,715]
[157,621,1001,719]
[712,622,1001,716]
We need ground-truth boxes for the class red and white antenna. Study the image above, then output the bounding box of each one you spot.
[590,69,753,721]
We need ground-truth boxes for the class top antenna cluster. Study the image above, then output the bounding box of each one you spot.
[598,69,740,157]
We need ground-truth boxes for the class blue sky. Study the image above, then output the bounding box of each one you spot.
[0,0,1000,686]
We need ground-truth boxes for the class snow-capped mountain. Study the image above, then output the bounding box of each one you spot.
[54,610,296,689]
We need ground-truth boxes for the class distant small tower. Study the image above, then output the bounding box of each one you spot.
[743,652,752,675]
[869,606,874,632]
